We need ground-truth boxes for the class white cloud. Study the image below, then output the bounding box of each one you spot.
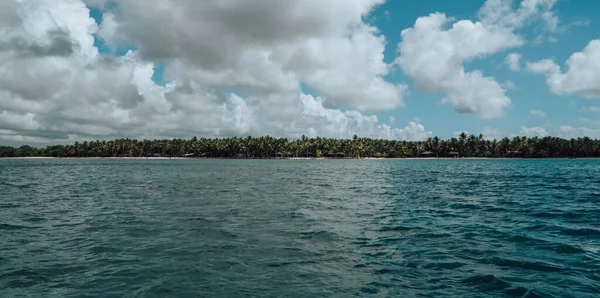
[577,118,600,127]
[503,80,517,89]
[0,0,430,145]
[526,40,600,98]
[95,0,405,112]
[478,0,558,30]
[505,53,522,71]
[542,10,559,32]
[480,127,504,140]
[518,126,549,137]
[453,131,470,137]
[395,0,556,119]
[526,59,558,73]
[558,126,600,139]
[581,106,600,113]
[395,13,515,119]
[530,109,547,117]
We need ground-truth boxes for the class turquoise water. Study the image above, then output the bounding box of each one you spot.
[1,158,599,297]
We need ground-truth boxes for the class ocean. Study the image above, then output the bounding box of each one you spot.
[1,158,599,297]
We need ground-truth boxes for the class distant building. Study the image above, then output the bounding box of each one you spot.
[507,151,521,157]
[324,152,345,159]
[420,151,435,157]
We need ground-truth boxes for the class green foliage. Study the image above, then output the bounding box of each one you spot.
[0,145,43,157]
[0,135,599,158]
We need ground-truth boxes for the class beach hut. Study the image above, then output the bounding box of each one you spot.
[325,152,345,159]
[449,151,460,158]
[507,150,521,158]
[273,152,293,158]
[420,151,435,158]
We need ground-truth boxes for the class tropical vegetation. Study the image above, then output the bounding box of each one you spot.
[1,133,599,158]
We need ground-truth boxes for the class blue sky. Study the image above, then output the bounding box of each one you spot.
[0,0,599,146]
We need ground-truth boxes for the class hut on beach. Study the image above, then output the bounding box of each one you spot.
[420,151,435,158]
[324,152,345,159]
[449,151,460,158]
[273,152,293,158]
[507,151,522,157]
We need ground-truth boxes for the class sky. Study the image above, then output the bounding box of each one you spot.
[0,0,599,146]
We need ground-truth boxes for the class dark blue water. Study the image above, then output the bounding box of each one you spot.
[1,158,599,297]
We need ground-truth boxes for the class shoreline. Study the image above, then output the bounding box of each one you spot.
[1,156,596,160]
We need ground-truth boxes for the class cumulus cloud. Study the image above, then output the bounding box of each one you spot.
[94,0,405,112]
[478,0,558,31]
[580,106,600,113]
[577,118,600,127]
[480,127,504,140]
[558,126,600,139]
[519,126,549,137]
[503,80,517,89]
[526,59,558,73]
[530,109,547,117]
[0,0,424,145]
[526,40,600,98]
[505,53,522,71]
[395,0,557,119]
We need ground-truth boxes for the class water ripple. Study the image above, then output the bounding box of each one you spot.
[1,158,599,297]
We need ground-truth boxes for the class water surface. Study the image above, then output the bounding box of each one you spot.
[1,158,599,297]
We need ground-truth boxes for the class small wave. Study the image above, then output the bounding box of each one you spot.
[0,181,38,189]
[185,217,214,224]
[0,203,20,209]
[265,260,318,267]
[1,269,49,288]
[448,203,479,210]
[0,223,33,230]
[483,206,509,212]
[52,221,88,228]
[299,230,339,241]
[462,274,511,290]
[507,234,585,254]
[524,224,547,231]
[530,212,556,218]
[358,285,379,295]
[357,281,391,295]
[353,263,370,269]
[378,225,415,232]
[530,211,584,221]
[550,244,586,254]
[503,286,543,297]
[279,211,305,219]
[374,268,402,275]
[466,179,481,185]
[462,275,545,296]
[90,245,122,254]
[422,261,465,270]
[484,257,566,272]
[550,184,576,191]
[22,216,46,223]
[560,227,600,237]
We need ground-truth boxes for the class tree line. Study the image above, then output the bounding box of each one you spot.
[1,133,599,158]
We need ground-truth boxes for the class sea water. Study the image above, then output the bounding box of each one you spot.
[1,158,599,297]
